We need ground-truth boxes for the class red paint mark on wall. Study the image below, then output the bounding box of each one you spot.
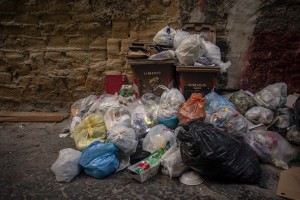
[198,0,205,12]
[241,30,300,94]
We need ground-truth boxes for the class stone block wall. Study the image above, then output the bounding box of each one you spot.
[0,0,181,111]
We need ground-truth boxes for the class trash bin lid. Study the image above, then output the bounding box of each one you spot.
[127,59,176,65]
[176,66,220,73]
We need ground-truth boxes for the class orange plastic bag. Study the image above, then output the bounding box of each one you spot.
[178,93,206,124]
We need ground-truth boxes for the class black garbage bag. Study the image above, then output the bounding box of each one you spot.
[130,139,151,165]
[177,120,265,187]
[296,96,300,131]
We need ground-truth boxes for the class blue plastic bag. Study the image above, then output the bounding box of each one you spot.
[79,141,119,179]
[205,92,236,113]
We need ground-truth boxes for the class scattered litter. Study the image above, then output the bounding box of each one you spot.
[19,124,26,129]
[59,133,70,138]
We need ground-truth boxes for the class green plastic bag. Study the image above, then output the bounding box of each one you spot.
[229,90,256,115]
[73,113,107,151]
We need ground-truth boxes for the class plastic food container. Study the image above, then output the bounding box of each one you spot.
[179,170,204,186]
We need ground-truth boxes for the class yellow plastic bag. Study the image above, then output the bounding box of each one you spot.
[73,113,107,151]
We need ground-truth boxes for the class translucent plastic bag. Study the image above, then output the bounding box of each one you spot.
[229,90,256,115]
[143,124,176,153]
[51,148,82,182]
[286,125,300,145]
[177,93,206,125]
[148,50,176,60]
[253,83,287,110]
[153,26,176,46]
[158,87,185,119]
[73,113,107,151]
[210,106,248,137]
[79,141,119,179]
[173,30,190,50]
[161,146,189,178]
[71,95,98,117]
[246,130,297,169]
[108,125,138,155]
[141,93,160,123]
[131,105,155,138]
[104,107,131,131]
[245,106,274,125]
[175,35,206,66]
[203,41,231,73]
[87,95,120,117]
[269,108,292,133]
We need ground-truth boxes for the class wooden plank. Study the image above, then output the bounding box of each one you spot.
[0,112,69,122]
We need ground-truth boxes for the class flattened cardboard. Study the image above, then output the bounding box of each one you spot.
[276,167,300,200]
[286,94,299,109]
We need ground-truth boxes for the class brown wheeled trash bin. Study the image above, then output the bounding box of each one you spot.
[127,59,176,97]
[176,23,221,99]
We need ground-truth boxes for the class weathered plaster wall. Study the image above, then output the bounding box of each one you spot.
[241,0,300,94]
[189,0,299,93]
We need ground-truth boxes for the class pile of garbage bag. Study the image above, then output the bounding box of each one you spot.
[143,26,232,74]
[51,80,299,187]
[50,23,298,187]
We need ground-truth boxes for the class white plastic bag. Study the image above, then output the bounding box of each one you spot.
[51,148,82,182]
[148,50,176,60]
[173,30,190,50]
[246,130,296,169]
[161,146,189,177]
[143,124,176,153]
[153,26,176,46]
[175,34,206,66]
[203,41,231,73]
[245,106,274,125]
[108,125,138,155]
[70,116,81,135]
[157,87,185,119]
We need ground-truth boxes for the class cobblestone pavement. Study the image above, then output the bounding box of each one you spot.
[0,118,287,200]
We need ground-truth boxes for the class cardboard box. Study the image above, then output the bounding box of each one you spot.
[127,59,176,97]
[286,94,299,109]
[276,167,300,200]
[128,161,160,183]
